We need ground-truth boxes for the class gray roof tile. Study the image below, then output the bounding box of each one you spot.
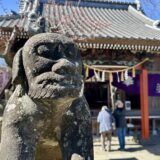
[43,4,160,41]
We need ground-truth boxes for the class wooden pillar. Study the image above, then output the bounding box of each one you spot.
[140,68,149,140]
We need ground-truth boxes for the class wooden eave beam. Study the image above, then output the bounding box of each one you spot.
[0,27,14,33]
[76,37,160,48]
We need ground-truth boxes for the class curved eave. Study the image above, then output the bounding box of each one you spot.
[0,26,160,52]
[0,27,30,39]
[81,0,136,4]
[76,37,160,52]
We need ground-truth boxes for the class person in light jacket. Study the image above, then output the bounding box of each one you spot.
[97,105,113,152]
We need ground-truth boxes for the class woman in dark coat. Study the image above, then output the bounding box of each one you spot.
[113,100,126,151]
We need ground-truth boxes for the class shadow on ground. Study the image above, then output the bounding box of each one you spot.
[109,158,138,160]
[94,143,141,147]
[110,147,144,152]
[139,135,160,156]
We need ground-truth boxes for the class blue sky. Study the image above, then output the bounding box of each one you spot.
[0,0,19,15]
[141,0,160,20]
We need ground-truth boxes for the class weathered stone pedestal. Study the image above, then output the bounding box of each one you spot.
[36,140,62,160]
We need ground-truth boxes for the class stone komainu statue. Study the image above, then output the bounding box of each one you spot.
[0,33,93,160]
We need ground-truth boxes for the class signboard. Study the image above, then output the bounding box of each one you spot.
[125,101,131,111]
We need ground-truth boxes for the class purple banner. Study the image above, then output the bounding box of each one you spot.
[148,74,160,96]
[112,73,160,96]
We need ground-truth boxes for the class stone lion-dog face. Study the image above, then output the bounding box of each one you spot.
[12,33,84,105]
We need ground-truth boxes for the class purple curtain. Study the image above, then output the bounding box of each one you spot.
[85,68,160,96]
[112,73,160,96]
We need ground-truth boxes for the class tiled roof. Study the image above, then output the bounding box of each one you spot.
[43,4,160,40]
[0,3,160,51]
[0,15,29,39]
[0,16,28,30]
[42,4,160,51]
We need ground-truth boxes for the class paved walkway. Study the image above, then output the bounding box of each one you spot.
[94,136,160,160]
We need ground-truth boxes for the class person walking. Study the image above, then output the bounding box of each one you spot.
[97,105,113,152]
[113,100,126,151]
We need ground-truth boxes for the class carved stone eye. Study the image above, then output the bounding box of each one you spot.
[65,44,77,59]
[68,51,74,56]
[37,45,49,56]
[58,44,65,53]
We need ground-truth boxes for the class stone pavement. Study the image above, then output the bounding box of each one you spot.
[94,136,160,160]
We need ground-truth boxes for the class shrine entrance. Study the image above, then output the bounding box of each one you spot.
[84,59,150,139]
